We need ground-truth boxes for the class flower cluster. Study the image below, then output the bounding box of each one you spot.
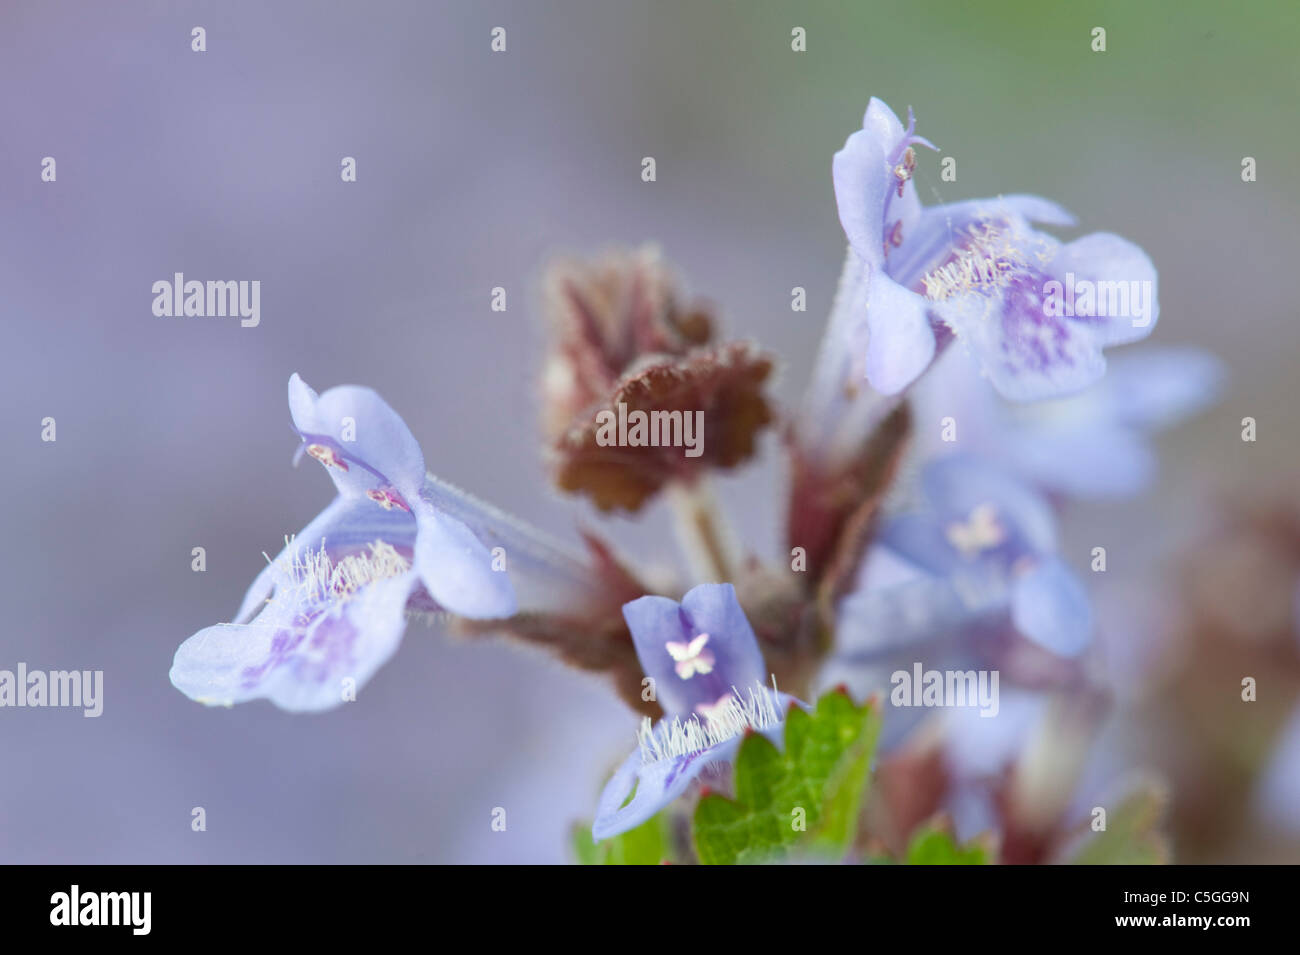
[172,98,1223,862]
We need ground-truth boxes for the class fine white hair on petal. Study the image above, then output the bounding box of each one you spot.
[920,220,1039,302]
[266,538,411,611]
[637,679,784,765]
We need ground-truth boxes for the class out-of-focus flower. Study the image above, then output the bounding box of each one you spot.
[171,374,520,712]
[592,583,796,839]
[825,455,1092,727]
[861,456,1091,657]
[867,687,1126,864]
[827,98,1158,402]
[914,346,1224,497]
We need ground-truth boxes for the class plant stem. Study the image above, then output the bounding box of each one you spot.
[668,478,740,585]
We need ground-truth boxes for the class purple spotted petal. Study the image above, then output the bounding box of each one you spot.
[827,98,1158,405]
[170,570,419,713]
[931,227,1157,402]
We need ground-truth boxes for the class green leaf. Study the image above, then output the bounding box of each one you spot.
[692,690,881,865]
[810,699,880,852]
[1066,777,1170,865]
[571,812,674,865]
[904,827,990,865]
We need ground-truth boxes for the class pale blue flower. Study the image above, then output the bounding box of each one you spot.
[834,455,1093,665]
[592,583,795,840]
[915,346,1224,497]
[831,98,1158,401]
[170,374,517,712]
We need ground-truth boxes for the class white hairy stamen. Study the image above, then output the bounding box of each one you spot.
[266,538,410,609]
[637,679,784,765]
[921,221,1027,302]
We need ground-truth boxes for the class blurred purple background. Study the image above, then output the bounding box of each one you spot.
[1,1,1296,862]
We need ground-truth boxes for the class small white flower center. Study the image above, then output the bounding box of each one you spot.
[945,503,1005,558]
[666,632,715,680]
